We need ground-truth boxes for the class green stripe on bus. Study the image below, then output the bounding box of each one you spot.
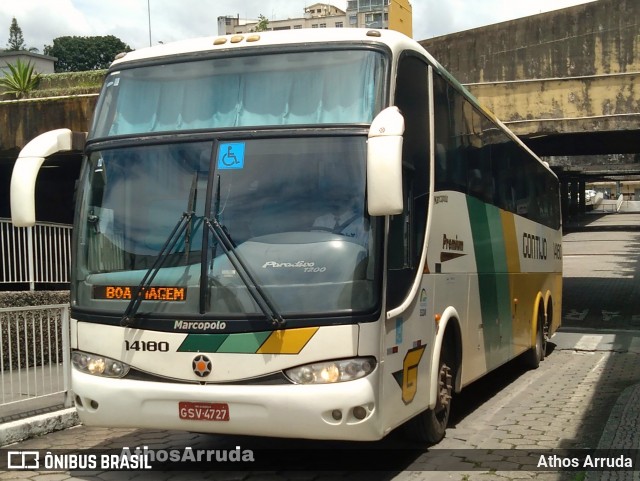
[177,331,273,353]
[467,197,514,367]
[177,334,229,352]
[217,331,271,353]
[486,207,513,356]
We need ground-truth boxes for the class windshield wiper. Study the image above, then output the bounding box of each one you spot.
[205,217,285,328]
[120,211,194,327]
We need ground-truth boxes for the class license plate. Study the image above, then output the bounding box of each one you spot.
[179,401,230,421]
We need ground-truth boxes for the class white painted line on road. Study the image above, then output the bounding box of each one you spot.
[574,334,603,351]
[565,309,589,321]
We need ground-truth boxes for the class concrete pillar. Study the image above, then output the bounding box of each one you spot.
[579,180,586,215]
[561,180,570,223]
[569,180,579,218]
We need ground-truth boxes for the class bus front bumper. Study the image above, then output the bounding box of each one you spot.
[72,369,383,441]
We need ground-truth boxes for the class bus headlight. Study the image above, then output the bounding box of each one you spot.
[284,357,376,384]
[72,351,130,378]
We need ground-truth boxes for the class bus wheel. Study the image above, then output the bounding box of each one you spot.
[403,348,453,444]
[524,305,545,369]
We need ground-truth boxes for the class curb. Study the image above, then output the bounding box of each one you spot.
[0,408,80,447]
[585,383,640,481]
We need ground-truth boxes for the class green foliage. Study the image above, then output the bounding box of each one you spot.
[37,69,106,90]
[0,59,41,99]
[44,35,132,72]
[29,69,106,98]
[252,14,270,32]
[6,17,26,51]
[0,290,69,308]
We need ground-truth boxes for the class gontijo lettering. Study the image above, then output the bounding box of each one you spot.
[522,233,547,260]
[93,286,187,301]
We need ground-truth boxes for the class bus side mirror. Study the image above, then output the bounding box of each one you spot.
[10,129,86,227]
[367,106,404,216]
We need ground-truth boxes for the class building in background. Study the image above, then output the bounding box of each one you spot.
[344,0,412,36]
[0,50,56,75]
[218,1,412,37]
[218,4,347,35]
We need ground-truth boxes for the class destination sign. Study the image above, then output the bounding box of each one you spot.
[93,286,187,301]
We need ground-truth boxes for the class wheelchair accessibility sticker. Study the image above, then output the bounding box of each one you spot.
[218,143,245,170]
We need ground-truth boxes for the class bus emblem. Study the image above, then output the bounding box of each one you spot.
[192,355,212,377]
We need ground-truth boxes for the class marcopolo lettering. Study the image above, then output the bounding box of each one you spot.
[522,233,548,260]
[174,320,227,331]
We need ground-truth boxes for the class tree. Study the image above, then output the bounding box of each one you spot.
[6,17,26,51]
[252,15,270,32]
[44,35,133,72]
[0,59,40,99]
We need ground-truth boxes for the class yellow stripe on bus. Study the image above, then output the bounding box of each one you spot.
[500,210,521,273]
[257,327,319,354]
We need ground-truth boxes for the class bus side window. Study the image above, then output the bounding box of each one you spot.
[387,53,430,310]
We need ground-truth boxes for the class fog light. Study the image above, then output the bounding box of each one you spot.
[353,406,367,420]
[332,409,342,421]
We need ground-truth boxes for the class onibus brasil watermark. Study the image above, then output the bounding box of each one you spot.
[6,446,254,471]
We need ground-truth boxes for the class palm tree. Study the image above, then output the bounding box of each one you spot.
[0,59,41,99]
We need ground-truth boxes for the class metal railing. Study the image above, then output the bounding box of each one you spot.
[0,219,72,290]
[0,304,71,410]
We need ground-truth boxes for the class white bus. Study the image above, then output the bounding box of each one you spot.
[11,28,561,443]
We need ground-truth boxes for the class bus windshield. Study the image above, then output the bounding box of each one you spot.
[91,49,386,138]
[73,137,380,319]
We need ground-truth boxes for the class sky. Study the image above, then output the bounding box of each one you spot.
[1,0,598,52]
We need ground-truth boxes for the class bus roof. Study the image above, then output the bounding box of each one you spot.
[111,28,428,67]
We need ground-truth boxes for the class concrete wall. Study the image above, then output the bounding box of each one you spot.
[0,95,96,223]
[420,0,640,83]
[0,95,97,159]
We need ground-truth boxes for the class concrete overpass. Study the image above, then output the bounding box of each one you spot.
[467,72,640,157]
[421,0,640,214]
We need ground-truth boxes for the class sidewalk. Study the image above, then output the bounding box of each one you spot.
[0,389,77,446]
[0,407,78,446]
[586,383,640,481]
[0,363,76,445]
[564,211,640,232]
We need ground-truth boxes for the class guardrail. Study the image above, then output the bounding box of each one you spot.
[0,304,71,411]
[0,219,72,290]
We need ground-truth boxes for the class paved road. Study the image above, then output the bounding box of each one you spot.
[563,225,640,331]
[2,216,640,480]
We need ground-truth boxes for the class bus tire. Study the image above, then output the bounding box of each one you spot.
[523,304,545,369]
[403,346,454,445]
